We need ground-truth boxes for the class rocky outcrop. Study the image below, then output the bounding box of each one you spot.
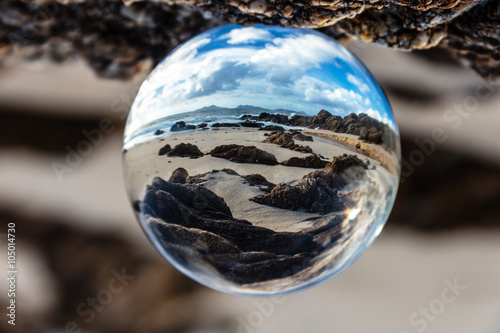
[263,131,313,153]
[158,144,172,156]
[167,143,204,158]
[168,167,189,184]
[252,154,369,213]
[280,155,329,169]
[251,177,344,214]
[291,131,313,142]
[211,122,240,128]
[138,173,324,283]
[1,1,497,83]
[242,174,276,193]
[258,112,291,125]
[170,121,196,132]
[239,121,264,128]
[303,154,369,188]
[209,144,278,165]
[187,169,276,193]
[254,110,396,148]
[259,125,285,132]
[154,129,165,135]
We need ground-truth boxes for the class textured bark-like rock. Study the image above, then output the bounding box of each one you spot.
[0,0,497,82]
[209,144,279,165]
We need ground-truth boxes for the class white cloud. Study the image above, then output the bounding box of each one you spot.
[251,34,341,69]
[224,27,273,44]
[363,107,390,124]
[347,73,370,93]
[304,86,366,112]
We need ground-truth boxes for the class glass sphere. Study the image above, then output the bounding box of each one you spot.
[123,24,400,296]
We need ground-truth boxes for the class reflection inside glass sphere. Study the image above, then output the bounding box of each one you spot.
[123,24,400,296]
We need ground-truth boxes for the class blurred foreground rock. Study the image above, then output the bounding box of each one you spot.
[0,0,498,82]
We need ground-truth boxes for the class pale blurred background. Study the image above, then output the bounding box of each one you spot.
[0,39,500,333]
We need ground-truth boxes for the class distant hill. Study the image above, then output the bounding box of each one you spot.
[192,105,308,117]
[147,105,308,127]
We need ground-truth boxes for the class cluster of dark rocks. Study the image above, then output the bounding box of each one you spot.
[254,110,395,147]
[280,155,329,169]
[250,154,367,214]
[209,144,279,165]
[138,171,345,283]
[263,131,313,153]
[159,141,333,169]
[170,121,196,132]
[165,110,396,150]
[158,143,203,158]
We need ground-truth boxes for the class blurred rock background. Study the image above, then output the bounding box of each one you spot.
[1,1,500,332]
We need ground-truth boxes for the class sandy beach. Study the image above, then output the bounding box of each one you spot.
[125,127,398,233]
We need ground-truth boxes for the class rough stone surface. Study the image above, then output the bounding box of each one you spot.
[251,177,344,214]
[140,173,321,283]
[280,154,329,169]
[167,143,204,158]
[171,121,196,132]
[168,167,189,184]
[0,0,497,82]
[209,144,278,165]
[264,131,313,153]
[158,144,172,156]
[303,154,369,188]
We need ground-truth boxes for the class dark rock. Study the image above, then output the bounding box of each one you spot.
[167,143,203,158]
[325,154,369,173]
[154,129,165,135]
[239,114,254,120]
[300,214,345,251]
[289,110,396,149]
[132,200,141,212]
[209,144,278,165]
[239,121,264,128]
[303,154,369,188]
[263,131,313,153]
[211,122,240,128]
[170,121,196,132]
[258,113,290,125]
[158,144,172,156]
[168,168,189,184]
[242,174,276,193]
[259,125,285,132]
[142,179,315,256]
[222,253,310,284]
[317,109,333,118]
[251,177,344,214]
[197,123,208,128]
[143,181,233,222]
[359,127,368,140]
[342,113,358,128]
[138,175,322,283]
[203,251,280,271]
[292,132,313,142]
[280,155,329,169]
[149,218,241,254]
[187,168,240,185]
[289,115,313,127]
[2,0,496,83]
[324,115,344,132]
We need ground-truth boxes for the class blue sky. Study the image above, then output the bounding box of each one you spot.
[127,24,395,136]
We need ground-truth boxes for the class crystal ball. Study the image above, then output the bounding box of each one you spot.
[123,24,400,296]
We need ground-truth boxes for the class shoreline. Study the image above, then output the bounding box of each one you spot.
[304,130,399,175]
